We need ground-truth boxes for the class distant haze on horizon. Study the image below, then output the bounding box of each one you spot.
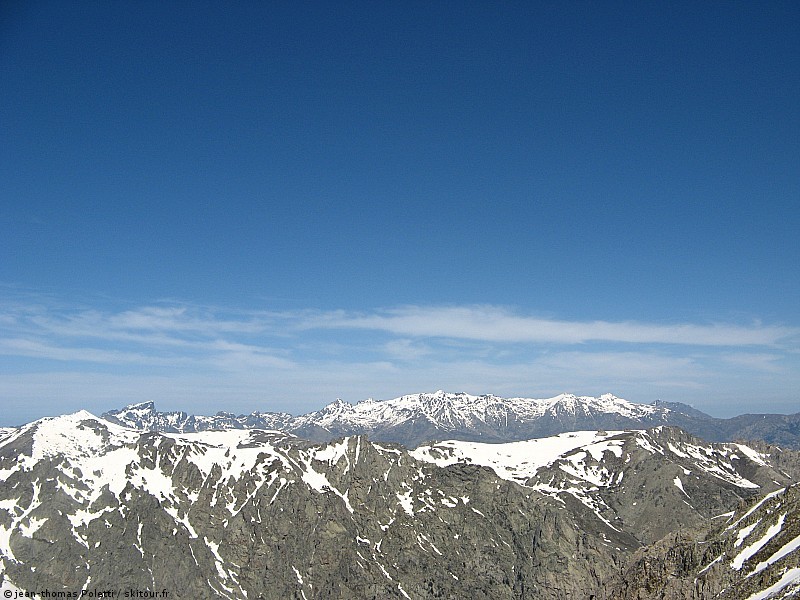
[1,2,798,426]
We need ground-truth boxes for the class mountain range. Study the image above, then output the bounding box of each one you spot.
[2,393,800,598]
[102,391,800,448]
[2,404,800,598]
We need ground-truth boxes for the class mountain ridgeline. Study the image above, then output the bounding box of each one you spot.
[103,391,800,449]
[2,393,800,598]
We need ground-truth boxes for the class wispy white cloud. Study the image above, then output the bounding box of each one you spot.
[305,305,797,347]
[0,297,797,424]
[28,305,272,341]
[0,301,291,371]
[533,350,703,381]
[103,306,268,334]
[717,352,786,373]
[0,337,181,365]
[382,338,434,361]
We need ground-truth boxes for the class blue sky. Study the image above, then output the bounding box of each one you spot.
[1,2,798,425]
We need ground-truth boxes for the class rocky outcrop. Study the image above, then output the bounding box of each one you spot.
[601,483,800,599]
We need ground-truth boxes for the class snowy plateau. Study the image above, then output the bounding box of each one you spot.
[1,392,799,599]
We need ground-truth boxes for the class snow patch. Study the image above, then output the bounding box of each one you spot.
[735,444,769,467]
[411,430,625,484]
[731,514,786,570]
[736,521,762,547]
[751,531,800,576]
[743,568,800,600]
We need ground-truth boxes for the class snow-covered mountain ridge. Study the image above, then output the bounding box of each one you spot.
[103,391,669,434]
[102,390,800,448]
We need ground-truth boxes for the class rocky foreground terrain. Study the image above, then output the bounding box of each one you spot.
[605,483,800,599]
[1,404,799,598]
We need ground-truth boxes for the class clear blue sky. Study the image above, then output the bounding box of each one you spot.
[1,1,798,425]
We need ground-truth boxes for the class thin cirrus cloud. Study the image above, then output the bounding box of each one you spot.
[0,337,176,366]
[0,302,291,370]
[29,305,268,340]
[1,302,796,369]
[306,305,798,347]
